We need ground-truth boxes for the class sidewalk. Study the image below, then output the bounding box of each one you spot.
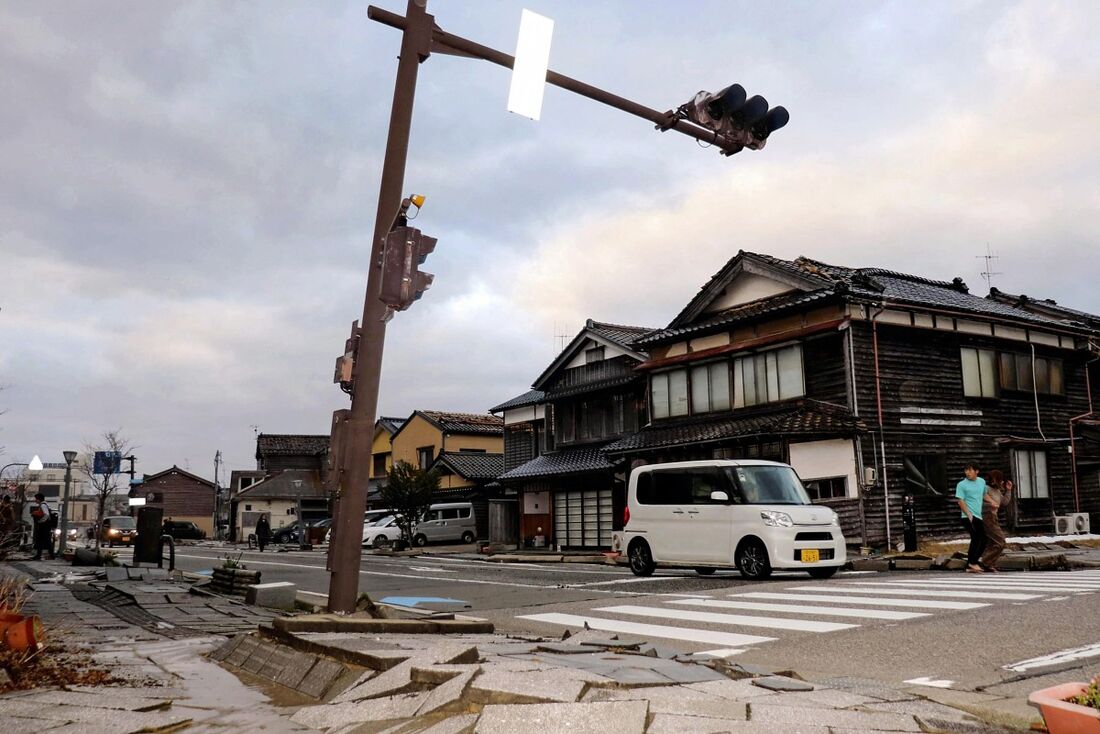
[1,558,1037,733]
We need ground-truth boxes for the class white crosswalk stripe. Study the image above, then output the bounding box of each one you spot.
[515,570,1091,653]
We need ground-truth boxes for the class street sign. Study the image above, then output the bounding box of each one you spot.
[94,451,122,475]
[507,9,554,120]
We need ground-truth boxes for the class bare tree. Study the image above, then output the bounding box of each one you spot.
[79,430,134,550]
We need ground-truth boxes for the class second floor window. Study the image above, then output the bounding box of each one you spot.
[961,347,1065,398]
[372,454,388,478]
[651,370,689,420]
[734,344,804,408]
[960,347,998,398]
[417,446,434,469]
[1013,449,1049,499]
[691,362,731,414]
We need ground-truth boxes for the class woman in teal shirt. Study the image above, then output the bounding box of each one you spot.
[956,463,987,573]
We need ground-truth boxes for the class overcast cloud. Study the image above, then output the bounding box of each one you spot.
[2,1,1098,477]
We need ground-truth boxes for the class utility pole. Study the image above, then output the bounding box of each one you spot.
[327,0,792,613]
[214,450,223,540]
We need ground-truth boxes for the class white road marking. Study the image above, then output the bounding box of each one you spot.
[818,584,1040,600]
[1005,642,1100,672]
[594,605,858,633]
[408,566,454,573]
[905,676,955,689]
[734,592,988,610]
[566,576,686,587]
[693,649,746,659]
[668,598,929,620]
[516,612,776,647]
[1044,596,1071,601]
[860,579,1098,593]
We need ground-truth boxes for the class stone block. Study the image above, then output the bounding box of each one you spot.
[298,657,347,699]
[943,558,967,570]
[291,692,425,729]
[752,676,815,692]
[332,660,417,703]
[105,567,128,582]
[245,581,297,610]
[209,633,245,662]
[1031,553,1067,570]
[469,669,589,704]
[849,558,891,572]
[417,669,477,715]
[274,653,321,691]
[475,700,648,734]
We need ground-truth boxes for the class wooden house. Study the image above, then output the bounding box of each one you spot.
[604,251,1099,547]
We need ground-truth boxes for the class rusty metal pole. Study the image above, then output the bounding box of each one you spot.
[327,0,433,613]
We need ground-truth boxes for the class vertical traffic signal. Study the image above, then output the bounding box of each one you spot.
[380,225,437,312]
[681,83,789,155]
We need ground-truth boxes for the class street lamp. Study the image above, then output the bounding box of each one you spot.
[1,456,44,548]
[57,450,78,555]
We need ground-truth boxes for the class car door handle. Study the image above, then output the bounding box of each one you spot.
[671,510,685,514]
[687,510,700,515]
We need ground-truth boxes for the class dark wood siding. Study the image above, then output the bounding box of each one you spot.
[504,424,536,472]
[804,332,849,407]
[143,470,215,518]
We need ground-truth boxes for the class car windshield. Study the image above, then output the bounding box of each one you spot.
[724,466,812,505]
[369,515,396,527]
[108,517,136,529]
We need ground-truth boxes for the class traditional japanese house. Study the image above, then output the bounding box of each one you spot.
[604,251,1099,547]
[494,320,655,550]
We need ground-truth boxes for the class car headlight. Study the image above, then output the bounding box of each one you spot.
[760,511,793,528]
[109,529,120,536]
[829,512,840,526]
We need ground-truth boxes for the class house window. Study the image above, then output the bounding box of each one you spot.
[999,353,1064,395]
[960,347,997,398]
[651,369,689,420]
[245,504,252,511]
[691,362,731,414]
[372,454,388,477]
[803,477,848,500]
[417,446,435,469]
[585,346,605,364]
[733,345,805,408]
[458,448,486,453]
[903,455,948,496]
[238,476,257,491]
[1013,449,1049,499]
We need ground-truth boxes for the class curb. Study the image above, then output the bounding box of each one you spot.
[273,613,494,635]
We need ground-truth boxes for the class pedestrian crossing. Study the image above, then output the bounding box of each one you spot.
[517,570,1100,652]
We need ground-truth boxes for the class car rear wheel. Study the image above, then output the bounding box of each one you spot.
[412,534,428,547]
[461,531,476,544]
[694,567,716,576]
[373,535,391,549]
[807,566,839,580]
[628,540,655,577]
[735,538,772,580]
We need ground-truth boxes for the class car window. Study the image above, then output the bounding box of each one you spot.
[108,517,136,529]
[441,508,461,520]
[724,465,811,505]
[689,469,728,504]
[646,471,692,504]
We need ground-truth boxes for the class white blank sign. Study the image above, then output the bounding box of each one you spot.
[507,9,554,120]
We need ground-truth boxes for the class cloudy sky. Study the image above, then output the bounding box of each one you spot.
[2,0,1098,477]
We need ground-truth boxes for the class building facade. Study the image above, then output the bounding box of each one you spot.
[141,466,217,537]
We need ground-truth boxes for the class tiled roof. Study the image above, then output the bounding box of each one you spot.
[237,469,325,500]
[256,434,329,457]
[987,288,1100,329]
[489,389,546,413]
[602,402,867,454]
[498,446,616,481]
[643,251,1087,346]
[432,451,504,481]
[586,320,658,348]
[543,374,642,401]
[420,411,503,435]
[377,416,406,435]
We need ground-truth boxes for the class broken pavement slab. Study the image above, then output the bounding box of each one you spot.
[273,613,493,634]
[474,699,649,734]
[753,675,815,692]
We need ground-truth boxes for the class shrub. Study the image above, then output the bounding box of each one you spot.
[1072,674,1100,711]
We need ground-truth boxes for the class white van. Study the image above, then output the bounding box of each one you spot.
[412,502,477,546]
[620,460,846,580]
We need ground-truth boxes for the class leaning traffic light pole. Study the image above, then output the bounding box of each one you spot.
[326,0,790,613]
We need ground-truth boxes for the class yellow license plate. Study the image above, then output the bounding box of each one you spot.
[800,549,820,563]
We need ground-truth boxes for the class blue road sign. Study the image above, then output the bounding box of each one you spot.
[93,451,122,475]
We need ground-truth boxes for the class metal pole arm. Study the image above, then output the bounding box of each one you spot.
[367,5,719,146]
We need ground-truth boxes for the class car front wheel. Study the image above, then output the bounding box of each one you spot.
[373,535,391,549]
[736,538,772,580]
[461,531,476,544]
[412,534,428,547]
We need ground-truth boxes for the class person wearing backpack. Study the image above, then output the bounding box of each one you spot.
[30,492,55,560]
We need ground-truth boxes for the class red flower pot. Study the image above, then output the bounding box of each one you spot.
[1029,682,1100,734]
[1,614,44,652]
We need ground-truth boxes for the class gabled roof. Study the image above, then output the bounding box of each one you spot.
[498,446,616,481]
[255,434,329,459]
[391,410,503,443]
[602,401,867,454]
[987,288,1100,330]
[431,451,504,481]
[142,466,216,488]
[532,319,657,390]
[377,416,406,435]
[236,469,325,500]
[489,389,546,414]
[639,251,1089,346]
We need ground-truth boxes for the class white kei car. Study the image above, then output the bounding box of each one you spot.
[361,514,404,548]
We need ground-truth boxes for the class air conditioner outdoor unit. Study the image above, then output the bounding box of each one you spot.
[1053,513,1091,535]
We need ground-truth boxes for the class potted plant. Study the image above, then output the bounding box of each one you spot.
[1029,675,1100,733]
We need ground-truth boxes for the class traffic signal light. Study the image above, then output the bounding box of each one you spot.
[682,83,789,155]
[379,225,437,312]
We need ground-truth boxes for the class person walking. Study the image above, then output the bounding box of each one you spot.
[30,492,55,561]
[255,514,271,553]
[980,470,1013,571]
[956,463,987,573]
[0,495,16,549]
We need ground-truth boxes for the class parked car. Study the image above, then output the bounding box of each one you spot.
[361,514,404,548]
[619,460,846,580]
[326,509,392,544]
[411,502,477,546]
[100,515,138,547]
[270,521,302,544]
[162,520,206,540]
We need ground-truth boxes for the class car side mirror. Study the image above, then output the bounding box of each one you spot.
[710,490,730,502]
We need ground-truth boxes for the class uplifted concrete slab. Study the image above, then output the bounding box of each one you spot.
[417,669,477,716]
[753,675,814,692]
[291,692,424,729]
[584,685,747,720]
[469,668,592,704]
[647,713,821,734]
[475,700,648,734]
[420,713,479,734]
[749,703,922,732]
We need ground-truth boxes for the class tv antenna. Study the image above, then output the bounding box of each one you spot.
[976,244,1002,290]
[553,322,571,353]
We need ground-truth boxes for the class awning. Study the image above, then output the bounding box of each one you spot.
[499,447,616,481]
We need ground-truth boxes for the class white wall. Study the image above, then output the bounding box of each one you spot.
[564,338,633,369]
[503,404,545,425]
[523,491,550,514]
[705,272,794,313]
[788,439,858,498]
